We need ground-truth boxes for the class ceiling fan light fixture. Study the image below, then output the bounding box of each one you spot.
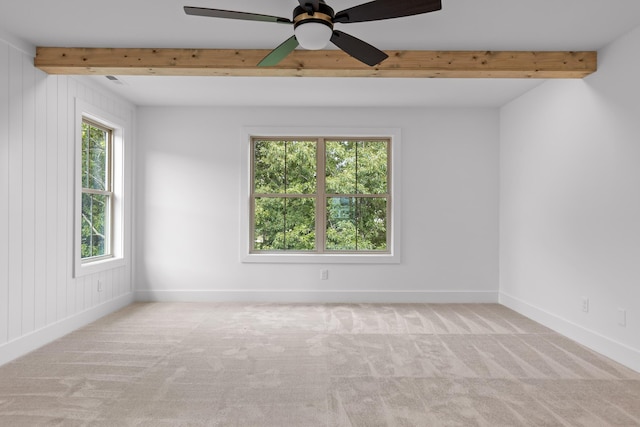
[294,20,333,50]
[185,0,443,66]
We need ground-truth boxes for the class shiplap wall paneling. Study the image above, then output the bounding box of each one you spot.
[0,39,135,357]
[34,67,47,332]
[8,45,23,342]
[56,73,69,321]
[45,75,59,326]
[21,50,36,336]
[75,274,85,315]
[0,40,9,346]
[66,77,77,317]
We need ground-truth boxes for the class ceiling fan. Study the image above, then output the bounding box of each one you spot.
[184,0,442,67]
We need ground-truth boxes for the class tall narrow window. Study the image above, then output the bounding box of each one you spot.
[74,99,127,277]
[250,137,391,254]
[81,119,113,260]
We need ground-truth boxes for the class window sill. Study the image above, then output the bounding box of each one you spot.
[242,253,400,264]
[75,256,126,278]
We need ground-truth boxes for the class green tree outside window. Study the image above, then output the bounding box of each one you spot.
[251,137,390,253]
[81,120,113,259]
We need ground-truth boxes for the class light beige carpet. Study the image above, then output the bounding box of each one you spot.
[0,303,638,426]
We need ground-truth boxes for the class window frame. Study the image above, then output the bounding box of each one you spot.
[241,126,401,264]
[74,100,127,277]
[80,118,114,261]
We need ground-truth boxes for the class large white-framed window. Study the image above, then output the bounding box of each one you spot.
[74,100,126,277]
[241,127,401,264]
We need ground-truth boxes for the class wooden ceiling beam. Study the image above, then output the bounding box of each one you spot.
[35,47,597,79]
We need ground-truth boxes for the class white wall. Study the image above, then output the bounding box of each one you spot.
[135,107,499,303]
[500,26,640,371]
[0,39,135,365]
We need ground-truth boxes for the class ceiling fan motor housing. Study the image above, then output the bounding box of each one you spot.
[293,3,335,50]
[293,2,335,29]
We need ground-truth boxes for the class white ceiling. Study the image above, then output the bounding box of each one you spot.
[2,0,640,107]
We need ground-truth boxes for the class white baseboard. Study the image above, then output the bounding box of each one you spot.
[500,292,640,373]
[0,293,134,366]
[135,289,499,304]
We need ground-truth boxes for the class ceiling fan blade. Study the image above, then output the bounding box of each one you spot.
[258,36,300,67]
[298,0,320,13]
[334,0,441,24]
[330,30,388,66]
[184,6,292,24]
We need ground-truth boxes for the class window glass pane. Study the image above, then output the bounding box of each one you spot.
[254,140,286,194]
[284,198,316,250]
[326,197,387,251]
[357,197,387,250]
[82,122,109,191]
[254,197,316,251]
[326,197,357,250]
[81,192,109,258]
[285,140,316,194]
[325,140,356,194]
[254,197,285,250]
[255,140,316,194]
[357,140,388,194]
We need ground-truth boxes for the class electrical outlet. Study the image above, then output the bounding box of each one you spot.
[582,297,589,313]
[98,280,103,292]
[618,308,626,327]
[320,269,328,280]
